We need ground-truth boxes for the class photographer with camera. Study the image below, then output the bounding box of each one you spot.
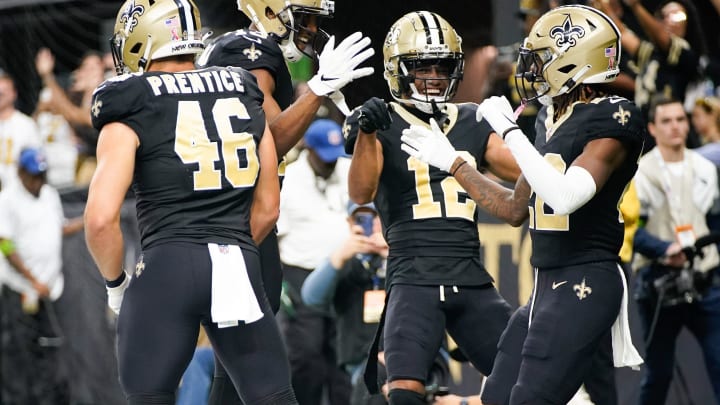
[633,95,720,405]
[301,202,451,405]
[301,201,388,405]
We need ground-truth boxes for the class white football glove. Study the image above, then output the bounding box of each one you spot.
[307,32,375,115]
[478,96,523,139]
[106,272,130,315]
[400,118,459,173]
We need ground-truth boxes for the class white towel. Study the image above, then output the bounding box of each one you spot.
[611,264,643,370]
[209,243,264,328]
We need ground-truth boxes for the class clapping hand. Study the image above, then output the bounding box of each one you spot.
[400,118,459,173]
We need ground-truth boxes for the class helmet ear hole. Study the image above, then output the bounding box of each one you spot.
[129,42,143,55]
[557,64,575,74]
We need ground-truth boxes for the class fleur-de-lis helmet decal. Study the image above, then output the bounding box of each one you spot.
[514,5,622,106]
[549,15,585,48]
[119,0,145,34]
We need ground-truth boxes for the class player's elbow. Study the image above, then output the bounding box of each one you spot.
[507,214,527,228]
[257,204,280,228]
[545,199,579,216]
[83,208,117,241]
[540,168,596,216]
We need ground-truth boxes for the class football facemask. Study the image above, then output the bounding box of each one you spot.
[515,5,621,106]
[383,11,464,113]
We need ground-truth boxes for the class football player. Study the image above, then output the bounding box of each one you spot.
[197,2,373,403]
[401,5,645,404]
[345,11,519,405]
[84,1,296,404]
[197,0,372,315]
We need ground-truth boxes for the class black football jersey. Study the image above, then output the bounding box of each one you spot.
[345,102,495,286]
[530,97,645,269]
[91,66,267,250]
[197,29,294,110]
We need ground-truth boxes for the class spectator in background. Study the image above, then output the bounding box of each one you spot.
[35,48,105,185]
[693,96,720,166]
[632,96,720,405]
[102,51,116,80]
[609,0,706,118]
[589,0,637,100]
[0,71,41,190]
[301,201,388,405]
[0,147,83,404]
[276,118,352,405]
[33,86,77,189]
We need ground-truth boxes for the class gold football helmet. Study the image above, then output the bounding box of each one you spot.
[383,11,464,113]
[110,0,205,74]
[516,5,621,105]
[237,0,334,61]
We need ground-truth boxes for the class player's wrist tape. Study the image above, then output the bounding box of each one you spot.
[0,239,16,256]
[105,271,127,288]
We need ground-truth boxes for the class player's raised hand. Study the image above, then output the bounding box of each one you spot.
[308,32,375,115]
[358,97,393,134]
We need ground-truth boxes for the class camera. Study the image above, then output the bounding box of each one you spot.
[652,267,706,307]
[355,212,374,236]
[650,233,720,307]
[425,384,450,403]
